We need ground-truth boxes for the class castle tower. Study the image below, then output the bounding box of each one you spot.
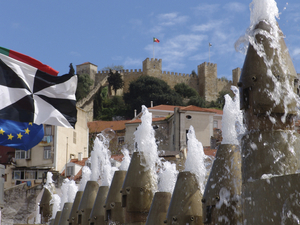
[232,67,241,86]
[197,62,218,102]
[143,58,162,76]
[76,62,98,87]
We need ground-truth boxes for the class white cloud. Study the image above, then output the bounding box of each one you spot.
[145,34,207,71]
[191,20,223,32]
[292,48,300,58]
[157,12,189,26]
[123,57,141,68]
[223,2,247,13]
[193,4,220,16]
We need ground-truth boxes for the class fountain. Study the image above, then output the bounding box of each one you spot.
[238,0,300,222]
[36,2,300,224]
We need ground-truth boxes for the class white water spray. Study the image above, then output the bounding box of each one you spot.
[221,86,245,145]
[158,161,178,193]
[60,178,78,210]
[79,166,92,191]
[90,128,119,186]
[119,148,131,171]
[50,194,61,219]
[134,105,162,192]
[185,126,207,193]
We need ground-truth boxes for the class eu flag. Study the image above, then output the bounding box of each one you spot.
[0,119,44,150]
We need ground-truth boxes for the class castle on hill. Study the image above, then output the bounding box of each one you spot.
[76,58,241,102]
[76,58,241,121]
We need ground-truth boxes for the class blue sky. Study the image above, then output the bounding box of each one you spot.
[1,1,300,80]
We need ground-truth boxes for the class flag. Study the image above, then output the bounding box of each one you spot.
[0,120,44,150]
[0,47,58,76]
[0,46,77,128]
[153,37,160,43]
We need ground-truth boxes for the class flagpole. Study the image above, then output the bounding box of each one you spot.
[209,43,212,63]
[153,41,155,59]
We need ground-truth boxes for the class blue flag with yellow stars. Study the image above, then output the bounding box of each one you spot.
[0,119,44,150]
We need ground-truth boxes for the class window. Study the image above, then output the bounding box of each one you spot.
[15,150,30,159]
[66,166,74,176]
[37,171,47,179]
[13,171,24,179]
[213,120,218,128]
[44,146,51,159]
[118,136,125,145]
[45,125,52,136]
[73,131,77,144]
[186,115,192,119]
[25,170,36,179]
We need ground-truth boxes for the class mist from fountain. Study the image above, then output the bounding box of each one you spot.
[185,125,208,193]
[60,178,78,210]
[158,161,178,193]
[119,148,131,171]
[134,105,161,192]
[79,165,92,191]
[50,194,61,219]
[222,86,245,145]
[90,128,119,186]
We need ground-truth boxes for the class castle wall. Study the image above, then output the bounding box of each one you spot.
[76,63,98,88]
[198,62,218,102]
[76,59,239,114]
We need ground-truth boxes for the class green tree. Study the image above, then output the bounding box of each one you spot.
[107,70,124,95]
[75,73,94,101]
[103,64,124,71]
[174,83,199,99]
[188,95,206,107]
[93,86,108,120]
[123,75,183,114]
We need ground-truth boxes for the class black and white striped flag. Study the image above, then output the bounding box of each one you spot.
[0,47,77,128]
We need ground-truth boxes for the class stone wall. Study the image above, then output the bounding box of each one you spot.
[2,183,43,225]
[76,58,241,106]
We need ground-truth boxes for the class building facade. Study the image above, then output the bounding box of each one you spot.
[5,107,89,188]
[124,105,223,153]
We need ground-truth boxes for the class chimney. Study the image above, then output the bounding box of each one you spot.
[151,101,153,108]
[78,152,83,161]
[134,109,137,118]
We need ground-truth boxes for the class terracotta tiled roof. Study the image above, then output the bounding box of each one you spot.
[181,105,223,114]
[148,104,223,115]
[148,105,183,111]
[78,62,97,66]
[88,120,130,133]
[204,149,217,157]
[111,154,124,162]
[126,117,167,124]
[69,157,89,166]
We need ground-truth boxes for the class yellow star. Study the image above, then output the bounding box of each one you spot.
[0,129,5,135]
[25,128,30,134]
[17,133,23,139]
[7,134,14,140]
[29,122,33,126]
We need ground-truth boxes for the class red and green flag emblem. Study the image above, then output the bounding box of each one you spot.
[153,37,160,43]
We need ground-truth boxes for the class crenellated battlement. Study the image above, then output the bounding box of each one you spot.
[197,62,217,69]
[77,58,238,103]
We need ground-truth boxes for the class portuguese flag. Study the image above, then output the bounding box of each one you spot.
[0,46,58,76]
[153,37,160,43]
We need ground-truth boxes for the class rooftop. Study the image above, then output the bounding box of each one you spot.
[88,120,130,133]
[148,104,223,115]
